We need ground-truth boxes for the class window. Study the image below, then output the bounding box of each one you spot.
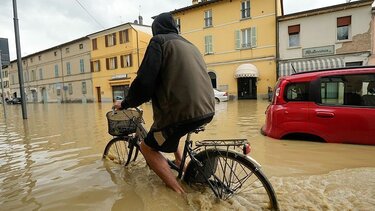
[54,51,57,56]
[91,60,101,72]
[346,61,363,67]
[285,82,310,101]
[80,59,85,73]
[79,43,83,49]
[204,35,213,54]
[66,62,71,75]
[204,10,212,27]
[120,54,132,68]
[30,57,33,63]
[119,29,129,44]
[39,68,43,80]
[105,33,116,47]
[82,81,87,94]
[38,55,41,61]
[55,64,59,77]
[92,38,98,50]
[11,75,15,85]
[288,25,300,47]
[175,18,181,33]
[65,47,69,53]
[24,71,29,82]
[337,16,351,41]
[235,27,257,49]
[106,57,118,70]
[31,70,36,81]
[320,74,375,107]
[68,83,73,95]
[241,0,251,19]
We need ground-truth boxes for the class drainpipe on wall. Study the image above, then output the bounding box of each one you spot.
[275,0,280,80]
[130,24,140,68]
[59,47,65,103]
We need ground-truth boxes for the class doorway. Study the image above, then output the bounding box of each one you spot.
[208,71,217,88]
[112,85,129,102]
[96,87,101,103]
[237,77,257,99]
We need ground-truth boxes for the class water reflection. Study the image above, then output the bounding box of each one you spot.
[0,101,374,210]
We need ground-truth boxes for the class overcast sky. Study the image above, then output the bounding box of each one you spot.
[0,0,360,61]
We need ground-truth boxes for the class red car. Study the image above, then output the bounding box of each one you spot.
[261,66,375,145]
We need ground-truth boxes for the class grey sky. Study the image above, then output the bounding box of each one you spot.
[0,0,359,61]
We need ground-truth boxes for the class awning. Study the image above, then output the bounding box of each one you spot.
[279,57,344,77]
[234,64,259,78]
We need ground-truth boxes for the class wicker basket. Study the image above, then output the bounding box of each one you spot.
[106,110,140,136]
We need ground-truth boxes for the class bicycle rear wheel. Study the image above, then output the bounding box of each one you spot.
[184,149,279,210]
[103,137,141,166]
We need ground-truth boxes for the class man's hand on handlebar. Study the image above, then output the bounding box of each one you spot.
[113,100,123,110]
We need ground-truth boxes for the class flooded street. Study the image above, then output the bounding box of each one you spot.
[1,100,374,210]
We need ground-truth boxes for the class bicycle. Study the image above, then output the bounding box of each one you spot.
[103,108,279,210]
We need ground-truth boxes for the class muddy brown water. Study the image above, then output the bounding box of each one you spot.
[1,101,374,210]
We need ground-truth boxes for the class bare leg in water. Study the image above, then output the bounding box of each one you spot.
[140,141,185,194]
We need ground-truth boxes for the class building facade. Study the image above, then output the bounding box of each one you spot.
[278,0,373,77]
[88,23,152,102]
[7,37,93,103]
[172,0,282,100]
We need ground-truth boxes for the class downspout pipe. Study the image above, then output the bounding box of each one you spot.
[130,24,140,68]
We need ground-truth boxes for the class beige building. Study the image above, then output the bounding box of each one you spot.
[278,0,373,76]
[172,0,282,100]
[7,37,93,103]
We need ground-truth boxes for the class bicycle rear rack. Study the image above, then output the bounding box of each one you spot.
[195,139,248,147]
[195,139,250,155]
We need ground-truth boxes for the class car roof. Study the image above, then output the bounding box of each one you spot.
[279,66,375,82]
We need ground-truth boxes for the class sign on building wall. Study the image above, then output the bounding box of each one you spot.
[302,45,335,57]
[0,38,10,66]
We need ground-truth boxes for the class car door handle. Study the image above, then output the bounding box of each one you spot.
[316,111,334,118]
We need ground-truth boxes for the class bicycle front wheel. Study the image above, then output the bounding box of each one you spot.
[103,137,140,166]
[184,149,279,210]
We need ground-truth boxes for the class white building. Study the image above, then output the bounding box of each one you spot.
[278,0,373,77]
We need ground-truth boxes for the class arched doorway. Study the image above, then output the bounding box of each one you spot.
[208,71,217,88]
[235,64,259,99]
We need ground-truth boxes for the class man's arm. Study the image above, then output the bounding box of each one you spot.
[120,39,162,109]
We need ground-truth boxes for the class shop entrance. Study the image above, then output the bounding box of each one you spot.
[237,77,257,99]
[112,85,129,101]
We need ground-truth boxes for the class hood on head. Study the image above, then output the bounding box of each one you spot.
[152,12,178,36]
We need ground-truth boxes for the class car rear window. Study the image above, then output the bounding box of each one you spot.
[320,73,375,107]
[285,82,310,101]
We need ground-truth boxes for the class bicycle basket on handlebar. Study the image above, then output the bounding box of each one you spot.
[106,109,140,136]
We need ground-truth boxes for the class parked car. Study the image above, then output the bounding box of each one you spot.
[261,66,375,145]
[214,88,228,103]
[7,97,22,104]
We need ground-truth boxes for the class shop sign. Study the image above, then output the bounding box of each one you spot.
[303,45,334,57]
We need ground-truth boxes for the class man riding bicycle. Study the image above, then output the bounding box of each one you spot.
[114,12,215,194]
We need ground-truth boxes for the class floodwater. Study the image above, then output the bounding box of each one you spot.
[0,100,374,211]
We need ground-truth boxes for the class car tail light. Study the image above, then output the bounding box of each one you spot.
[274,87,286,105]
[224,92,228,96]
[243,143,251,155]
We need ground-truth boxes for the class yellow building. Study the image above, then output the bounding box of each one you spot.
[172,0,282,99]
[88,23,152,102]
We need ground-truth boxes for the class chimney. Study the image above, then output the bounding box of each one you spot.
[192,0,199,5]
[138,15,143,25]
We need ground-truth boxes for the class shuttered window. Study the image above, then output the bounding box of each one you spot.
[337,16,351,41]
[235,27,256,49]
[204,35,213,54]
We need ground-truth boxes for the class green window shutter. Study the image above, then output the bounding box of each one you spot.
[235,30,241,49]
[205,36,209,54]
[251,27,257,47]
[209,36,213,53]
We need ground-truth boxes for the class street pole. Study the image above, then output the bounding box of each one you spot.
[12,0,27,119]
[0,52,6,119]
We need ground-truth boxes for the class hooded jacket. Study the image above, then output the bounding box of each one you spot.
[122,12,215,131]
